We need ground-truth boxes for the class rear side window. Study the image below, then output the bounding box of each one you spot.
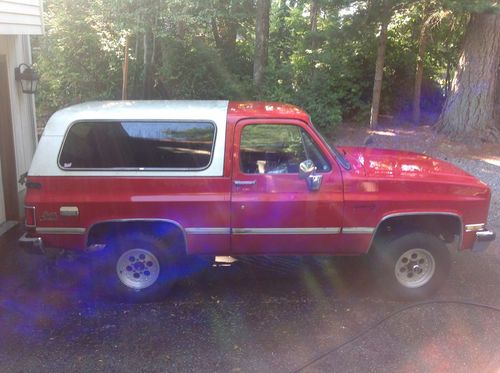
[59,121,216,170]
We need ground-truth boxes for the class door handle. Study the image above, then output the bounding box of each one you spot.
[233,180,256,186]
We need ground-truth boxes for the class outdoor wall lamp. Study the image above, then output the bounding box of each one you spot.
[15,63,39,94]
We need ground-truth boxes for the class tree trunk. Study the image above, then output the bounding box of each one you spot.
[496,63,500,124]
[274,0,290,63]
[253,0,271,89]
[310,0,320,49]
[211,17,223,50]
[142,26,154,99]
[437,13,500,141]
[212,16,238,58]
[412,15,430,124]
[369,18,389,129]
[122,36,129,100]
[444,51,451,99]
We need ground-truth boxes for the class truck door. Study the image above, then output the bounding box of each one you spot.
[230,119,344,254]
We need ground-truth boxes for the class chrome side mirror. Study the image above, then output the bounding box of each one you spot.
[299,160,323,191]
[299,159,315,179]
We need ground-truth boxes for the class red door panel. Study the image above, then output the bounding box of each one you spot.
[230,119,344,254]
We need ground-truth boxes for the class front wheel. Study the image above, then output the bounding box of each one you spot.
[370,232,451,300]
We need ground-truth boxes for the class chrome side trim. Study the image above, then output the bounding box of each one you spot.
[185,227,231,235]
[36,227,86,235]
[465,223,486,232]
[368,212,464,252]
[232,227,341,235]
[342,227,375,234]
[233,180,256,186]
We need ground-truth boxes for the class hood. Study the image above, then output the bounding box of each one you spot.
[338,146,480,183]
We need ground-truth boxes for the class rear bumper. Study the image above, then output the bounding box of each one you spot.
[472,230,496,252]
[18,233,45,255]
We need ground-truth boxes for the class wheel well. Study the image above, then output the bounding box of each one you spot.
[372,214,462,246]
[86,220,187,251]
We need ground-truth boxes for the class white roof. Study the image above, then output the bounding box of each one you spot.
[30,100,229,177]
[43,100,229,136]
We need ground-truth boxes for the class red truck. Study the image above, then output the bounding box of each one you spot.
[19,101,495,301]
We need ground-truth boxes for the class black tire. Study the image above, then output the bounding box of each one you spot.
[370,232,450,300]
[92,232,185,302]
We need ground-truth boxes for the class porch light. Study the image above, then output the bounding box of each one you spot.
[15,63,39,94]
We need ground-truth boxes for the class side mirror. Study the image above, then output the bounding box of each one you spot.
[299,160,323,191]
[299,159,315,179]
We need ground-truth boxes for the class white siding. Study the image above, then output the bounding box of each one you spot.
[0,35,37,208]
[0,0,43,35]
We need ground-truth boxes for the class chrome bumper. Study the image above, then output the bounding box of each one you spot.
[472,230,496,252]
[18,232,45,255]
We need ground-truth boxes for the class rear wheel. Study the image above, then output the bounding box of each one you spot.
[93,233,184,302]
[370,232,450,300]
[116,247,161,290]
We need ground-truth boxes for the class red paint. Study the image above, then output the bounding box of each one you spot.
[24,101,492,255]
[230,118,344,254]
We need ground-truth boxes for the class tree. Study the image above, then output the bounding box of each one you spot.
[310,0,321,49]
[412,6,432,124]
[254,0,271,88]
[369,9,390,129]
[437,12,500,141]
[412,5,453,124]
[210,0,254,64]
[35,0,493,137]
[142,24,155,99]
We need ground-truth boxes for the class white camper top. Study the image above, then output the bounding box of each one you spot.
[29,100,229,177]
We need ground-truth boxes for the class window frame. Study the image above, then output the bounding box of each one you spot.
[238,122,331,175]
[57,119,218,172]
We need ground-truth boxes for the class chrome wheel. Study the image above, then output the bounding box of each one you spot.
[394,248,435,288]
[116,248,160,290]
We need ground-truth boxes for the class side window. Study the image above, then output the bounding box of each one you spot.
[240,124,330,174]
[59,121,215,170]
[301,130,331,172]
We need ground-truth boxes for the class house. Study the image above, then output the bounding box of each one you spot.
[0,0,42,232]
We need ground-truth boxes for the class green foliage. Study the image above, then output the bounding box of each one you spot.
[260,1,374,129]
[158,38,253,99]
[34,0,123,123]
[34,0,476,129]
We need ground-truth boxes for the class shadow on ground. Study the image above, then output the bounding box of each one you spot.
[1,225,499,372]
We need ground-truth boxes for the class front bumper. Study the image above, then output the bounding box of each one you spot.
[18,233,45,255]
[472,229,496,252]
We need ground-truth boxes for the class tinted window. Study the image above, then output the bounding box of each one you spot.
[59,121,215,169]
[240,124,330,174]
